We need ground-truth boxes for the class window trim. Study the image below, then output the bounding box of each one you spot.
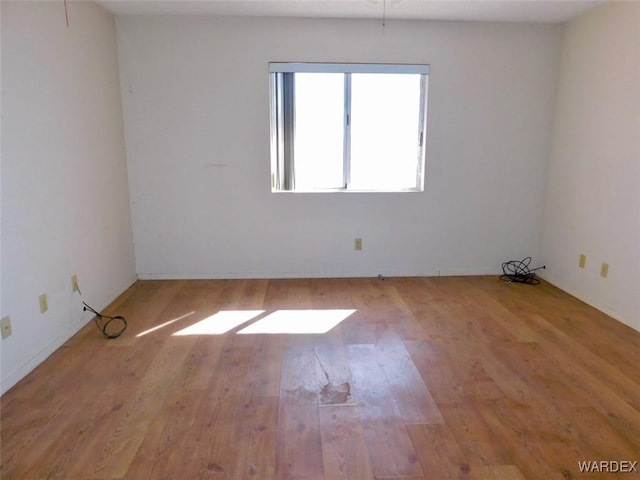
[269,63,430,75]
[270,62,430,193]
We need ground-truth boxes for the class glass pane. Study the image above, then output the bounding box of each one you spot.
[294,73,344,190]
[350,74,422,190]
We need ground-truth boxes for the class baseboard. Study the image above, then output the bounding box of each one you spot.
[538,273,638,333]
[0,311,92,395]
[136,268,500,281]
[0,275,138,396]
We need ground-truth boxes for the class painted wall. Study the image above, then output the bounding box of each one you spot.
[1,1,137,393]
[117,16,561,279]
[538,1,640,331]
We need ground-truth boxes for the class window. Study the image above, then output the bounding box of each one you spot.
[269,63,429,192]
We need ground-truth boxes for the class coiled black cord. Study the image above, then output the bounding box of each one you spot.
[500,257,546,285]
[83,301,127,339]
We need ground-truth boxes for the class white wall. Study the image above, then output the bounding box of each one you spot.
[1,1,137,394]
[0,4,4,378]
[539,1,640,331]
[117,16,561,279]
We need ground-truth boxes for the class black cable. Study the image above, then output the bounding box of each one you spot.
[500,257,546,285]
[83,301,127,339]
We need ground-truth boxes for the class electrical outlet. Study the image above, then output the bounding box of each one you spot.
[354,238,363,251]
[1,316,12,339]
[39,294,48,314]
[600,262,609,278]
[71,274,79,293]
[579,254,586,269]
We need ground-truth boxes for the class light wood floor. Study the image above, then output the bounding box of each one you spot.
[1,277,639,479]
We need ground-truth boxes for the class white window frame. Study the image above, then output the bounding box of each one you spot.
[269,62,430,193]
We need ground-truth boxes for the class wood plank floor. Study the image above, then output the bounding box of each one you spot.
[1,276,639,479]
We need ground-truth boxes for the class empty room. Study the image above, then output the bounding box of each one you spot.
[1,0,639,478]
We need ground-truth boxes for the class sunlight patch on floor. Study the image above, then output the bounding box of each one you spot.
[136,311,195,337]
[172,310,265,336]
[237,309,356,335]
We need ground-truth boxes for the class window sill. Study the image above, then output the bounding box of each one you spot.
[271,188,424,194]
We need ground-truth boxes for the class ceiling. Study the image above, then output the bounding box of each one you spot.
[97,0,606,24]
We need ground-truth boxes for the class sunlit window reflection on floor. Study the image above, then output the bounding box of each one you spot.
[237,309,356,335]
[173,310,265,336]
[136,311,195,337]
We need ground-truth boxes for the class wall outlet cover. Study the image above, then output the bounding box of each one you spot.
[579,254,586,269]
[1,316,12,339]
[39,294,48,313]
